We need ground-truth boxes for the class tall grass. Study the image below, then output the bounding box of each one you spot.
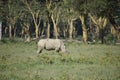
[0,39,120,80]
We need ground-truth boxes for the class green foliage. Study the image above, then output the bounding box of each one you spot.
[0,0,120,43]
[104,34,117,45]
[38,54,55,64]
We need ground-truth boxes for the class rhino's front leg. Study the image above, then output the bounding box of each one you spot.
[37,47,43,53]
[55,47,60,52]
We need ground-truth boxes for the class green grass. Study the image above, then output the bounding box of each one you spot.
[0,40,120,80]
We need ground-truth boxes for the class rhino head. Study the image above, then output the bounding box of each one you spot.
[60,43,66,53]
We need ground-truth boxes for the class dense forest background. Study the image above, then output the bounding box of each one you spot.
[0,0,120,44]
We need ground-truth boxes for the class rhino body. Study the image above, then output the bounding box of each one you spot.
[37,39,66,53]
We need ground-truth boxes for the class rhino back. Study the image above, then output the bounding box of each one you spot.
[45,39,61,49]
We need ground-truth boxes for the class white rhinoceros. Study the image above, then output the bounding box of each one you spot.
[37,39,66,53]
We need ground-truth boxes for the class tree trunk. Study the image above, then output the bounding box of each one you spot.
[21,27,25,38]
[69,19,73,41]
[100,18,107,44]
[47,22,50,38]
[99,28,104,44]
[25,24,30,42]
[13,27,16,38]
[22,22,31,42]
[53,23,58,39]
[26,30,30,42]
[9,24,12,39]
[63,29,66,38]
[51,15,58,39]
[82,26,87,44]
[111,26,120,42]
[80,15,88,44]
[35,25,39,39]
[108,13,120,41]
[0,22,2,40]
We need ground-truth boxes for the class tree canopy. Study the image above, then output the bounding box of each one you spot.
[0,0,120,44]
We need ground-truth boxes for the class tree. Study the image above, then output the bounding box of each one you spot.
[4,0,22,38]
[88,0,120,43]
[19,12,32,42]
[72,0,88,44]
[45,0,63,38]
[88,13,108,43]
[106,0,120,41]
[62,0,78,41]
[21,0,43,39]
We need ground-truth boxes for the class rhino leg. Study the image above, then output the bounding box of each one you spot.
[37,48,42,53]
[55,47,60,52]
[37,45,43,53]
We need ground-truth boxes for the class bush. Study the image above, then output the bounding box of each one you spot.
[104,34,117,45]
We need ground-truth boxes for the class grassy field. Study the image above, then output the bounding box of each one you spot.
[0,39,120,80]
